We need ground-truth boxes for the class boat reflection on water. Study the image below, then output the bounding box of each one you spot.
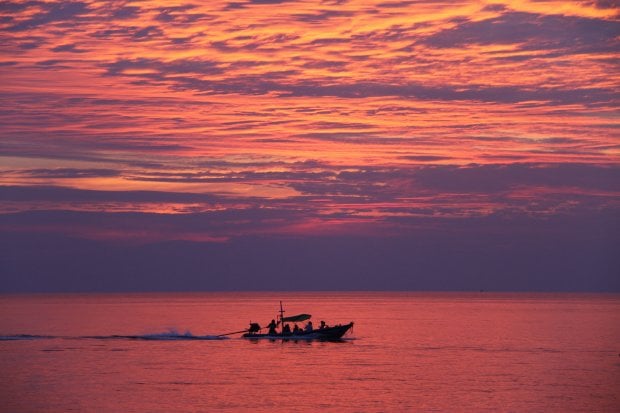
[241,301,354,341]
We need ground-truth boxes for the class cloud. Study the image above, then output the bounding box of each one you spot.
[0,1,46,14]
[155,5,210,23]
[105,58,222,77]
[292,131,404,144]
[223,2,247,10]
[294,9,354,23]
[90,25,166,42]
[0,186,221,204]
[481,3,507,12]
[19,41,42,50]
[132,25,164,40]
[7,1,90,32]
[1,206,618,292]
[302,59,349,70]
[127,169,335,183]
[422,11,620,55]
[249,0,298,4]
[211,34,300,53]
[7,168,120,179]
[51,43,88,53]
[582,0,619,9]
[411,163,620,193]
[284,163,620,208]
[111,6,141,19]
[0,206,315,243]
[162,75,615,105]
[35,59,69,67]
[338,163,620,193]
[400,155,453,162]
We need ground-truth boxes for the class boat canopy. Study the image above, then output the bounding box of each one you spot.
[281,313,311,322]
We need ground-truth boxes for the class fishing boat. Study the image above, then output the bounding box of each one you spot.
[241,301,354,340]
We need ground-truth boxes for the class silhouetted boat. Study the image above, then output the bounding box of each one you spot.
[242,322,354,340]
[240,301,354,340]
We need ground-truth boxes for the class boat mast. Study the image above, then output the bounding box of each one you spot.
[279,300,285,336]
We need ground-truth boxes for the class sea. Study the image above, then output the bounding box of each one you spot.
[1,292,618,412]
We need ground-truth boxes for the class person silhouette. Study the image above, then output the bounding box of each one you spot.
[267,319,277,335]
[304,320,313,332]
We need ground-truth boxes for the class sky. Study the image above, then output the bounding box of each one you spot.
[0,0,619,292]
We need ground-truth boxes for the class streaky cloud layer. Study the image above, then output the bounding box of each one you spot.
[0,1,618,291]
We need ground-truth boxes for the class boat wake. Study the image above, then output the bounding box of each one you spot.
[85,330,228,341]
[1,330,228,341]
[0,334,56,341]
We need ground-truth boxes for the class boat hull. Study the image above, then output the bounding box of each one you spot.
[242,322,353,340]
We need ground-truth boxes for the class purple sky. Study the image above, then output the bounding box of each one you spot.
[1,1,618,292]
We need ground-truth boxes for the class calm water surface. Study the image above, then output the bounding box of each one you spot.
[1,292,619,412]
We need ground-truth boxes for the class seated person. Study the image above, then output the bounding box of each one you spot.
[283,324,291,334]
[293,324,300,333]
[304,320,313,332]
[248,323,261,333]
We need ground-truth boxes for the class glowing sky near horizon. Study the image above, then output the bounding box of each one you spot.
[1,0,619,242]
